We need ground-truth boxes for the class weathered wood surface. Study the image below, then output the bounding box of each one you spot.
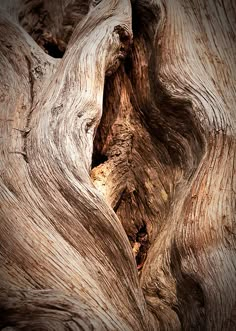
[0,0,235,330]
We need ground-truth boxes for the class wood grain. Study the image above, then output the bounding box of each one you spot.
[0,0,235,330]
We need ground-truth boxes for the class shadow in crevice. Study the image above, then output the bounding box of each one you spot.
[130,1,206,175]
[41,38,65,58]
[18,0,90,59]
[91,151,108,169]
[91,1,206,280]
[170,241,206,330]
[134,224,150,271]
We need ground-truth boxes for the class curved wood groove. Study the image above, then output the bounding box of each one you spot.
[0,0,235,330]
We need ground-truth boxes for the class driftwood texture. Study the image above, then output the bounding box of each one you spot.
[0,0,235,330]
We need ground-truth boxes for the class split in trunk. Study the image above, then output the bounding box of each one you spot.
[0,0,235,330]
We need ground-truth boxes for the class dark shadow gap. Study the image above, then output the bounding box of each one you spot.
[42,40,65,58]
[91,152,108,169]
[135,224,150,271]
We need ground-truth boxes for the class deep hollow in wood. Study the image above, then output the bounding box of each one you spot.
[0,0,235,330]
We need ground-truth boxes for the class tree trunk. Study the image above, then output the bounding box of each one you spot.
[0,0,235,330]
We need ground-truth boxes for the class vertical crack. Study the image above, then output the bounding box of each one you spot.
[23,55,35,164]
[132,224,150,272]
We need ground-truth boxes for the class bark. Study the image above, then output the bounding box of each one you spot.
[0,0,235,330]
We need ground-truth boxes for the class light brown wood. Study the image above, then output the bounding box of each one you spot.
[0,0,235,330]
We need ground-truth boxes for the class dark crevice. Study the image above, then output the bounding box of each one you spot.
[35,32,66,58]
[131,1,160,39]
[91,0,205,279]
[113,188,126,213]
[134,224,150,271]
[42,40,65,58]
[128,1,206,174]
[91,152,108,169]
[90,54,152,273]
[91,75,119,170]
[124,52,133,76]
[19,2,67,58]
[170,241,206,329]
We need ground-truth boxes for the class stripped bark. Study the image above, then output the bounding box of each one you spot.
[0,0,235,330]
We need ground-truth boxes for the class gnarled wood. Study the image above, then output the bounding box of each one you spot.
[0,1,155,330]
[0,0,235,330]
